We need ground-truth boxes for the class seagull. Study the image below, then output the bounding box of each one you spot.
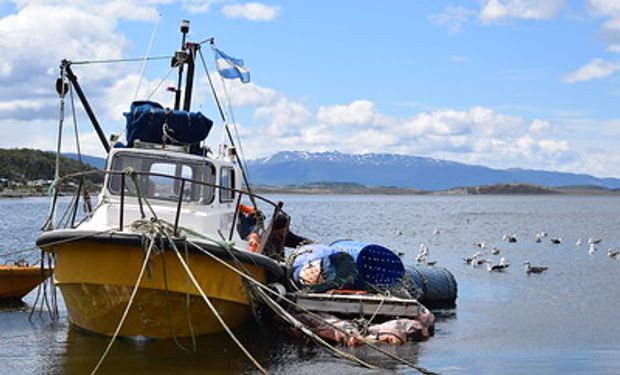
[502,234,518,243]
[473,241,487,249]
[491,246,500,255]
[395,229,403,236]
[433,229,440,236]
[550,238,562,244]
[486,257,510,272]
[418,244,429,256]
[588,237,602,245]
[464,251,486,267]
[608,249,620,260]
[524,261,548,274]
[576,238,582,246]
[463,251,483,265]
[589,244,597,255]
[535,233,543,243]
[416,244,429,263]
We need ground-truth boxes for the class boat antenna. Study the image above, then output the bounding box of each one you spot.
[173,19,190,110]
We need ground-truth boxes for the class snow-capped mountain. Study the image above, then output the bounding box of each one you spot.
[246,151,620,191]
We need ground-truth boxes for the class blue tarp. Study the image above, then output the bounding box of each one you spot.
[124,101,213,153]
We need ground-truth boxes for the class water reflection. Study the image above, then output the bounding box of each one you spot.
[56,317,439,375]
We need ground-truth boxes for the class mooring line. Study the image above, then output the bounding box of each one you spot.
[184,238,439,375]
[167,235,270,375]
[90,238,155,375]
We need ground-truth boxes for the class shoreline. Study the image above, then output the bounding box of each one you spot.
[3,183,619,198]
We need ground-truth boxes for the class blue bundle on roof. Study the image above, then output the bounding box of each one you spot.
[124,101,213,154]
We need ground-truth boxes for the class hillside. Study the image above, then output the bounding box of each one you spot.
[0,148,102,183]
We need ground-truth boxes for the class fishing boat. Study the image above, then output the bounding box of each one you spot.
[36,21,286,339]
[0,263,52,301]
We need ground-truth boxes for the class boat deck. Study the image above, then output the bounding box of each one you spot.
[288,292,426,319]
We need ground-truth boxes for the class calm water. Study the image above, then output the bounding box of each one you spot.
[1,195,620,374]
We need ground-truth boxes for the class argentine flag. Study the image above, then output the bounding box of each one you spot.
[214,48,250,83]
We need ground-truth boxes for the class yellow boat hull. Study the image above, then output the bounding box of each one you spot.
[39,233,279,339]
[0,265,52,300]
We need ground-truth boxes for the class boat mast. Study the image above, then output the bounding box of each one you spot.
[60,60,111,153]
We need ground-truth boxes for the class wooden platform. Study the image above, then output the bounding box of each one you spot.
[288,292,425,319]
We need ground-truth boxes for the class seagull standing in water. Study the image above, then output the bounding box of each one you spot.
[464,251,484,266]
[608,249,620,260]
[524,261,548,274]
[491,246,500,255]
[576,238,582,246]
[486,257,510,272]
[588,237,602,245]
[502,234,518,243]
[416,244,429,263]
[535,233,543,243]
[589,244,598,255]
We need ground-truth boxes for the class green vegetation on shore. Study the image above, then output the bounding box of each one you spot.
[0,148,102,197]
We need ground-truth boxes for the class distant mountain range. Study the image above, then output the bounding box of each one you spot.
[63,150,620,191]
[245,151,620,191]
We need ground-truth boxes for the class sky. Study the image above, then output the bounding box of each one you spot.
[1,0,620,178]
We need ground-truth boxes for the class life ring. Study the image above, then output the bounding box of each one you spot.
[248,232,261,252]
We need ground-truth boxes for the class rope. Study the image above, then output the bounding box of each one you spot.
[166,232,270,374]
[362,295,386,333]
[90,237,155,375]
[134,14,161,101]
[199,47,259,212]
[70,56,172,65]
[185,238,438,375]
[146,67,175,100]
[178,236,376,370]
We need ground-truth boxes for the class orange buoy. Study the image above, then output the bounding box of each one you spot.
[238,203,255,215]
[248,232,261,252]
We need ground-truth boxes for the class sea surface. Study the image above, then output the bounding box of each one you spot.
[1,195,620,374]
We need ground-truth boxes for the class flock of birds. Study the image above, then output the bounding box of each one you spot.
[408,229,620,275]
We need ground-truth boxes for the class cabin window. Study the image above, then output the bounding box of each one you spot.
[220,167,235,202]
[108,153,215,203]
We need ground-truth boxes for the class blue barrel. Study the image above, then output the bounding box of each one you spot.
[406,265,458,307]
[329,240,405,287]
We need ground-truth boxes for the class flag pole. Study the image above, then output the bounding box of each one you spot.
[198,44,260,214]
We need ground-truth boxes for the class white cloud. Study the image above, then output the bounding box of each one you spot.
[401,107,522,138]
[255,98,311,136]
[221,3,281,21]
[0,1,164,123]
[563,58,620,83]
[429,5,475,32]
[479,0,564,23]
[529,118,551,133]
[587,0,620,42]
[182,0,224,14]
[606,44,620,53]
[317,100,393,128]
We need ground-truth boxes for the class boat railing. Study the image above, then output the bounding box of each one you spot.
[47,169,283,240]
